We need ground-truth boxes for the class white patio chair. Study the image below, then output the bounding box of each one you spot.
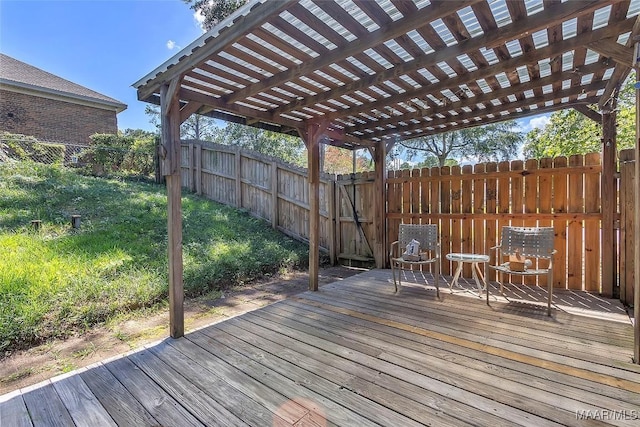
[488,226,556,315]
[390,224,441,297]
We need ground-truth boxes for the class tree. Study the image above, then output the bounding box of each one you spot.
[145,105,218,141]
[523,74,636,158]
[184,0,247,31]
[399,120,523,167]
[414,156,458,169]
[211,123,306,166]
[322,146,371,174]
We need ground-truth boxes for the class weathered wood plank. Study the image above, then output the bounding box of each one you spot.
[0,392,33,427]
[205,319,493,427]
[278,296,639,407]
[268,299,640,421]
[127,348,248,427]
[568,155,585,290]
[236,308,562,427]
[79,364,159,427]
[198,325,435,427]
[51,374,116,427]
[311,284,633,364]
[21,383,74,427]
[148,341,289,426]
[167,336,309,424]
[440,166,452,276]
[292,290,640,388]
[523,159,538,286]
[104,356,204,426]
[323,273,634,345]
[320,286,629,363]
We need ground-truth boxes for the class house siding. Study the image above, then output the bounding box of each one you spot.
[0,89,118,145]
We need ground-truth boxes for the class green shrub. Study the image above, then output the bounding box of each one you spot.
[82,133,134,175]
[0,132,64,164]
[121,135,156,176]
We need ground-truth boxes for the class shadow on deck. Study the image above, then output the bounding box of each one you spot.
[2,269,639,426]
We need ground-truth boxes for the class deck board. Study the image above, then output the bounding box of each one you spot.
[51,374,116,427]
[148,341,289,426]
[207,319,480,426]
[21,383,74,427]
[0,392,33,427]
[79,364,160,427]
[1,269,639,426]
[275,299,640,410]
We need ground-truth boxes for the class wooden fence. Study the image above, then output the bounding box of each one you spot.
[620,149,636,305]
[180,141,635,299]
[180,141,336,258]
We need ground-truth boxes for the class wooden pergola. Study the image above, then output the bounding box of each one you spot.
[134,0,640,361]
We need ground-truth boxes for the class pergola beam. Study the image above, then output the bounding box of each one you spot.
[573,105,601,123]
[587,38,634,68]
[370,82,606,139]
[318,18,634,125]
[179,101,203,124]
[269,0,606,120]
[177,87,370,148]
[137,0,293,101]
[225,0,481,105]
[351,62,604,134]
[599,16,640,109]
[378,99,598,143]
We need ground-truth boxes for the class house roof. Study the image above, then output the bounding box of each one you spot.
[0,53,127,113]
[134,0,640,150]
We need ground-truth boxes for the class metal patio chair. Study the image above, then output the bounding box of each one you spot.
[390,223,441,297]
[488,226,556,315]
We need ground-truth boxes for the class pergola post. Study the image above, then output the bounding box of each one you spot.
[373,140,387,268]
[303,122,324,291]
[634,67,640,363]
[160,81,184,338]
[601,109,617,298]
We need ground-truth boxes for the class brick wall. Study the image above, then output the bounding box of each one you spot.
[0,89,118,145]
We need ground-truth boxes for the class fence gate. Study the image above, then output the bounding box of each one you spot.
[336,172,376,265]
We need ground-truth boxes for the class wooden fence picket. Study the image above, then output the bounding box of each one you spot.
[179,142,635,297]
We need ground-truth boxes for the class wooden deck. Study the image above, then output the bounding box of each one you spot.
[2,269,639,426]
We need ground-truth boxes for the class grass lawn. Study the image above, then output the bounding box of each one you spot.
[0,162,309,355]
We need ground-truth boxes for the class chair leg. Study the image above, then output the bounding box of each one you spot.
[435,262,440,299]
[391,261,398,292]
[547,269,553,316]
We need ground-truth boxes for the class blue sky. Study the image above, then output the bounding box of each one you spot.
[1,0,549,136]
[1,0,203,132]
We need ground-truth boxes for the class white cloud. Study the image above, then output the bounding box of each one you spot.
[515,114,551,133]
[528,115,550,130]
[194,9,207,32]
[167,40,177,50]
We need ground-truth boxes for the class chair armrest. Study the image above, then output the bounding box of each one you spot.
[490,244,502,265]
[389,241,399,258]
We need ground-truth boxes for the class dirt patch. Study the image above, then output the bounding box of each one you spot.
[0,265,363,395]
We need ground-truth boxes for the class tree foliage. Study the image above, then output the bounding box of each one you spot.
[184,0,247,31]
[211,123,306,166]
[399,120,523,167]
[322,146,371,174]
[145,105,218,141]
[82,130,156,177]
[523,74,636,158]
